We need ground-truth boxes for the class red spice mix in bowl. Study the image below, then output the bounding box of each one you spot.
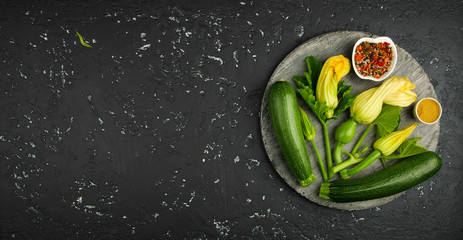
[352,36,398,81]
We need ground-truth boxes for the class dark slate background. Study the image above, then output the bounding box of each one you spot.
[1,1,462,239]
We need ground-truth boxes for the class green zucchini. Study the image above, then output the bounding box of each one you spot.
[268,80,316,187]
[319,151,441,202]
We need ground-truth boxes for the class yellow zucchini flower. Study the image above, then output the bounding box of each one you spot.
[316,55,350,118]
[350,76,416,124]
[373,123,417,156]
[383,90,417,107]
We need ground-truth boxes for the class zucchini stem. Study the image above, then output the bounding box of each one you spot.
[381,158,387,169]
[330,141,344,178]
[340,149,382,179]
[321,121,334,179]
[310,139,328,182]
[331,152,364,174]
[379,154,408,160]
[333,142,344,165]
[351,124,373,155]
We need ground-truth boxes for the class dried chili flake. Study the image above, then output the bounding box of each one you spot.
[354,41,393,78]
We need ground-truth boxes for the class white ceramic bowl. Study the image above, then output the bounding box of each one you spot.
[352,36,398,82]
[413,97,442,125]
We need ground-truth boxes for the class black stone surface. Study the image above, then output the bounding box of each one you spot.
[1,1,462,239]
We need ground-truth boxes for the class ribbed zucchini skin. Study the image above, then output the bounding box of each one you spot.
[319,151,442,202]
[268,80,316,187]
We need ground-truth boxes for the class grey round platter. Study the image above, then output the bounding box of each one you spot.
[260,31,440,211]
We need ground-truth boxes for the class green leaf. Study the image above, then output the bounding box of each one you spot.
[304,72,313,90]
[292,57,327,123]
[396,137,428,158]
[296,88,329,123]
[332,80,356,118]
[295,87,315,105]
[305,56,323,91]
[293,76,313,95]
[311,101,331,123]
[337,80,353,99]
[372,104,402,139]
